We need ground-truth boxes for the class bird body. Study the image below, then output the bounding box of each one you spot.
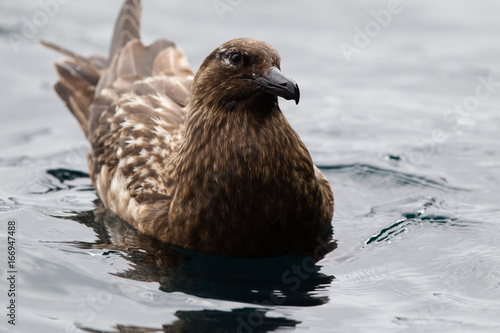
[43,0,333,257]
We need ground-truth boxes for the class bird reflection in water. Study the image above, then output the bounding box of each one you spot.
[58,198,336,332]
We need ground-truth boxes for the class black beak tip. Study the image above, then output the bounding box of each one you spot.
[294,84,300,105]
[253,66,301,105]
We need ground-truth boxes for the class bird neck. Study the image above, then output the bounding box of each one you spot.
[164,99,323,256]
[171,99,316,208]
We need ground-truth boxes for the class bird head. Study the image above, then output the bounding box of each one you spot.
[190,38,300,112]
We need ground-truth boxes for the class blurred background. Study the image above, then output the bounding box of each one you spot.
[1,1,499,332]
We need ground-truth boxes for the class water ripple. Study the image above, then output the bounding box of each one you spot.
[365,211,469,245]
[318,163,467,191]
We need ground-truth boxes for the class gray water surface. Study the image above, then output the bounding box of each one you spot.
[1,1,500,332]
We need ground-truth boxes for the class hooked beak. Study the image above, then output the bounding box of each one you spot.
[253,67,300,104]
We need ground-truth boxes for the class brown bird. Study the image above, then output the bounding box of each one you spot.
[42,0,333,257]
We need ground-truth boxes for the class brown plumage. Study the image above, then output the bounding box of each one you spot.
[42,0,333,257]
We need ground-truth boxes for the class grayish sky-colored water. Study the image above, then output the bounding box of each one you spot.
[1,1,500,332]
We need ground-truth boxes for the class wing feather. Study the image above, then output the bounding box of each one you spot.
[46,0,194,231]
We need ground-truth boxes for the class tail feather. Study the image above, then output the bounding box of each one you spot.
[53,60,99,137]
[109,0,142,61]
[54,81,92,137]
[41,0,143,138]
[40,39,97,69]
[87,55,108,71]
[41,39,103,137]
[55,59,100,87]
[42,0,187,140]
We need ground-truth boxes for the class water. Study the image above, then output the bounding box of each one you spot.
[1,1,500,332]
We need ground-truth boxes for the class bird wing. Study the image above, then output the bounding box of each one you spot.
[43,0,194,225]
[88,39,193,209]
[88,17,193,225]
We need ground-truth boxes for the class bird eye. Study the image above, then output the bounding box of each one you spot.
[229,51,243,64]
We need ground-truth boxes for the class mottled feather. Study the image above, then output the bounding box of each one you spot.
[43,0,334,257]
